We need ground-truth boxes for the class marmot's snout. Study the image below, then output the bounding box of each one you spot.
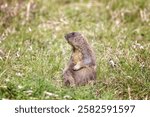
[64,32,80,40]
[64,34,69,40]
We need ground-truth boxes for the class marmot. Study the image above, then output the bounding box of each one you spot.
[63,32,96,86]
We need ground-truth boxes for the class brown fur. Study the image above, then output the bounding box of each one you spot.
[63,32,96,86]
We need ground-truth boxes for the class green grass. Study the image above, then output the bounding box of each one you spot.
[0,0,150,100]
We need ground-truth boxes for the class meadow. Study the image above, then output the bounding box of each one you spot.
[0,0,150,99]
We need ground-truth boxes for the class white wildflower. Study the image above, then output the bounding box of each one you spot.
[16,72,23,77]
[109,59,116,67]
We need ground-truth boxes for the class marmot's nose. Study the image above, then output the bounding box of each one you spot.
[64,34,68,40]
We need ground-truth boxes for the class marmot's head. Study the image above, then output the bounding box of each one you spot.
[65,32,85,49]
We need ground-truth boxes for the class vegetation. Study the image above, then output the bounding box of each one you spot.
[0,0,150,99]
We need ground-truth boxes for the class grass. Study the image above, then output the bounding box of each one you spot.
[0,0,150,100]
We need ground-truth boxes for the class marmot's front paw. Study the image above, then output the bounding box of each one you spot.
[73,64,81,71]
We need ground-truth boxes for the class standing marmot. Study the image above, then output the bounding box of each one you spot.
[63,32,96,86]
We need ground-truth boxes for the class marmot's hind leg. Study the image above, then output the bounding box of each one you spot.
[63,70,75,87]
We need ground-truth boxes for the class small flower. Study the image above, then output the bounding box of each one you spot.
[16,72,23,77]
[109,59,117,68]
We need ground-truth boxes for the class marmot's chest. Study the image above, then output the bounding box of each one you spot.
[72,50,82,64]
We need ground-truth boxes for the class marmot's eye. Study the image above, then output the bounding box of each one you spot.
[71,32,75,36]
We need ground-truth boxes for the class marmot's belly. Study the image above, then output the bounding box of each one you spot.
[72,50,82,64]
[73,67,96,85]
